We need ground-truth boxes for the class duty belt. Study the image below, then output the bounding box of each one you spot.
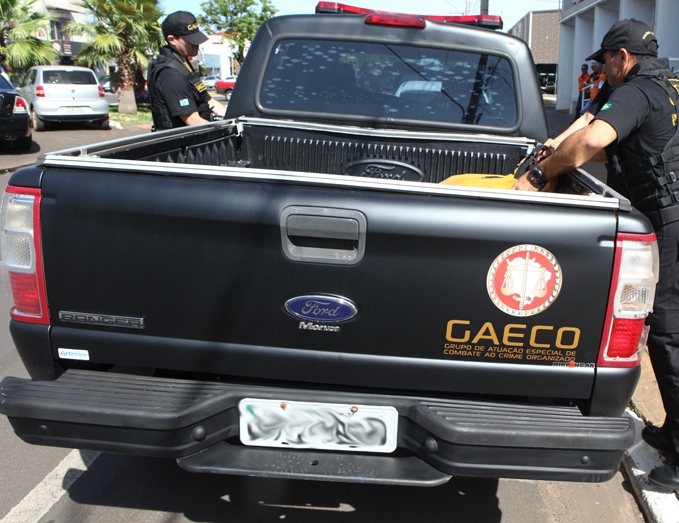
[646,203,679,228]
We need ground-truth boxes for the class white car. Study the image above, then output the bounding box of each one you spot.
[18,66,110,131]
[202,75,221,89]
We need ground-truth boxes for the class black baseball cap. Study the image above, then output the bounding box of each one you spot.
[586,19,658,63]
[162,11,208,45]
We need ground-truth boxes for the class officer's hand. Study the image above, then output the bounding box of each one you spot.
[536,141,558,163]
[511,173,540,192]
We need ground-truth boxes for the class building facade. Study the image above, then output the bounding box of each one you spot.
[508,10,561,94]
[33,0,88,64]
[200,34,238,79]
[557,0,679,113]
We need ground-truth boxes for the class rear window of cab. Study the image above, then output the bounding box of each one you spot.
[260,39,517,128]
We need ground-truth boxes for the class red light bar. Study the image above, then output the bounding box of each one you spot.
[315,2,503,30]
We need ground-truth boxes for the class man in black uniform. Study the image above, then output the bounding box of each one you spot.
[148,11,226,131]
[514,19,679,490]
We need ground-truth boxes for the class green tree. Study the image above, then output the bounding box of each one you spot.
[0,0,59,71]
[67,0,164,114]
[199,0,276,71]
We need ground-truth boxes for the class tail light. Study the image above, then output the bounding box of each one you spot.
[98,86,105,98]
[598,233,658,367]
[35,85,45,97]
[13,97,28,114]
[0,187,49,324]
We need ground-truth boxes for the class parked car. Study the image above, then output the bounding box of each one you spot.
[215,76,237,100]
[17,66,109,131]
[98,74,116,93]
[202,75,221,89]
[0,75,32,150]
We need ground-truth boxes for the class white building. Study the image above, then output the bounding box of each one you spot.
[199,33,238,78]
[557,0,679,113]
[33,0,88,63]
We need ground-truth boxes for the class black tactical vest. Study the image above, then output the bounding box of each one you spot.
[148,47,212,131]
[609,65,679,228]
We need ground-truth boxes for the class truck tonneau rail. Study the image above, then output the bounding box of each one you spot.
[1,370,633,483]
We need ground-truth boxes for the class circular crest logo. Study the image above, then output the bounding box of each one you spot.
[487,245,562,317]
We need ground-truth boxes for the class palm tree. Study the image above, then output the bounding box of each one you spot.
[0,0,59,70]
[67,0,164,114]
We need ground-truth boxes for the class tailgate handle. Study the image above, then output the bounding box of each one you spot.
[280,206,367,265]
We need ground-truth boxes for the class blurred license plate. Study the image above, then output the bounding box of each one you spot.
[67,107,85,113]
[239,399,398,453]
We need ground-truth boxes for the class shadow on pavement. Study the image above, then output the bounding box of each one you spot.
[64,453,502,522]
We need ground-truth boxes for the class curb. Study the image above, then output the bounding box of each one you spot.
[623,411,679,523]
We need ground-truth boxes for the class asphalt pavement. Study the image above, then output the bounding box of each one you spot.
[0,120,152,174]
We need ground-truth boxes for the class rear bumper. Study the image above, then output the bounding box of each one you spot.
[0,369,633,484]
[0,115,31,139]
[34,100,109,122]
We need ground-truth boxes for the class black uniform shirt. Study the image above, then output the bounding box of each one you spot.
[154,47,206,127]
[592,58,676,161]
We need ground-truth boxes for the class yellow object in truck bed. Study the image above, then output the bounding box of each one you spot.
[440,173,557,192]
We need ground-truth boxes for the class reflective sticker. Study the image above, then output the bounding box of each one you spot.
[487,244,562,317]
[58,348,90,361]
[179,99,189,106]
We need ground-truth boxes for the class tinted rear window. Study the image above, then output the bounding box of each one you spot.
[0,75,10,90]
[260,39,517,128]
[42,70,96,85]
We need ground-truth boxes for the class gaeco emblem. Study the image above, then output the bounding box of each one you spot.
[487,244,563,317]
[285,295,357,323]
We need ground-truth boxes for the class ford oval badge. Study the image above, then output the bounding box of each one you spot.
[285,295,357,323]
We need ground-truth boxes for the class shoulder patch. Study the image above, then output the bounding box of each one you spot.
[179,99,189,107]
[601,103,612,111]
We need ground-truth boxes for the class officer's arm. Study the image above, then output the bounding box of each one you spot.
[179,112,211,126]
[513,119,618,191]
[209,98,226,117]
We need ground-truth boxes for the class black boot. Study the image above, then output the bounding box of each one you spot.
[641,425,676,453]
[648,461,679,490]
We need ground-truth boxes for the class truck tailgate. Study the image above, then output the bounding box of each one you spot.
[39,167,616,400]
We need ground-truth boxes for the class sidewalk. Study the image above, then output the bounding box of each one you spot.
[546,102,679,523]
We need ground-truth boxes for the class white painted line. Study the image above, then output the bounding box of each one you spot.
[0,449,100,523]
[258,501,355,512]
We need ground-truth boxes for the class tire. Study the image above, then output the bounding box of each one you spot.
[31,108,45,132]
[224,89,233,102]
[15,136,32,150]
[98,117,110,130]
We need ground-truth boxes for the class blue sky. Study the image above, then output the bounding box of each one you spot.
[158,0,561,33]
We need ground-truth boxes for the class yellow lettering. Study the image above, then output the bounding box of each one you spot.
[471,322,499,345]
[446,320,470,342]
[530,325,553,348]
[503,323,526,346]
[556,327,581,349]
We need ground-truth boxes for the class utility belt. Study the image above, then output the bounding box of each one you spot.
[646,203,679,228]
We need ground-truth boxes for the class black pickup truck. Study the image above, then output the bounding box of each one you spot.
[0,4,659,485]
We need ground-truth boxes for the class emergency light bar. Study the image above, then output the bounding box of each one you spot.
[315,2,503,30]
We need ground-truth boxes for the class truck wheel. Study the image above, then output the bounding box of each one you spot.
[32,108,46,132]
[224,89,233,102]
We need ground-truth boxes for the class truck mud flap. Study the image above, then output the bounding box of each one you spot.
[0,370,633,483]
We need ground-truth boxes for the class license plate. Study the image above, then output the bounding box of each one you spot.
[66,107,86,113]
[239,398,398,453]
